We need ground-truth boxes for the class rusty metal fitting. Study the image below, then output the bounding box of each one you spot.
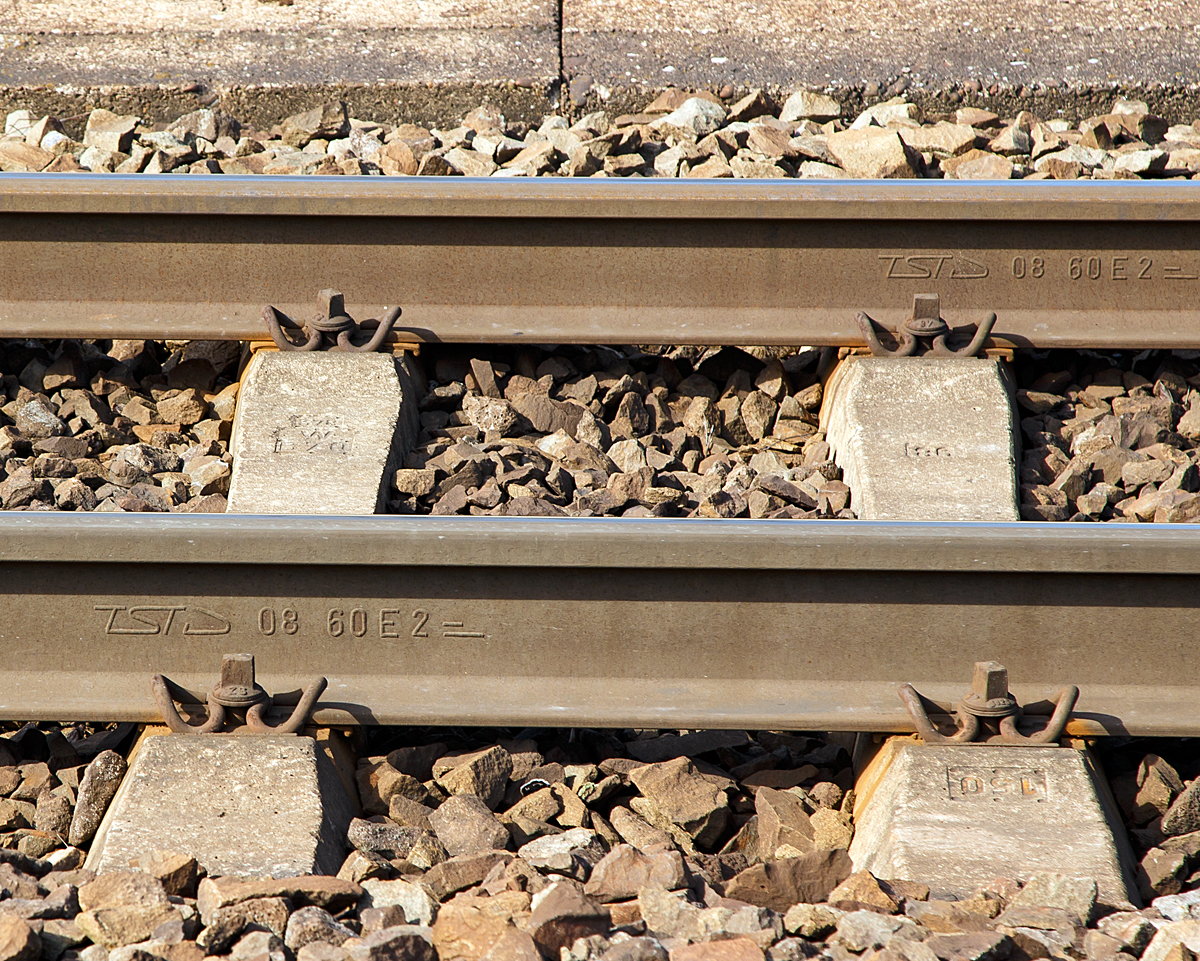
[209,653,267,708]
[152,654,326,735]
[264,289,401,353]
[151,676,226,734]
[958,661,1019,718]
[857,294,996,358]
[245,677,329,735]
[900,660,1078,746]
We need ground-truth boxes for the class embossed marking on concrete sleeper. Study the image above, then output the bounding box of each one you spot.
[270,414,356,454]
[904,443,952,458]
[947,767,1048,802]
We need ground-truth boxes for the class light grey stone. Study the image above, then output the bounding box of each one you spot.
[780,90,841,123]
[85,735,354,879]
[1003,872,1097,925]
[834,911,920,952]
[227,352,419,513]
[518,828,605,878]
[1153,890,1200,921]
[848,741,1138,908]
[822,356,1019,520]
[653,98,727,137]
[359,879,438,927]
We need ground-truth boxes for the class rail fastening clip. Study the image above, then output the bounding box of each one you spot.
[264,289,401,353]
[899,661,1078,746]
[151,653,327,735]
[856,293,996,358]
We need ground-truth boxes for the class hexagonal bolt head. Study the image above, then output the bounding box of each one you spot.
[972,661,1009,701]
[906,293,947,335]
[219,653,256,697]
[317,289,345,320]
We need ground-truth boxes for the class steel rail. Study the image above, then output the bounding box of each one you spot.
[0,513,1196,736]
[2,175,1200,348]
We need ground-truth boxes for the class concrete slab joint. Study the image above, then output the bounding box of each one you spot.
[821,356,1020,522]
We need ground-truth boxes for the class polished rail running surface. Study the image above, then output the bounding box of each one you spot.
[0,514,1193,735]
[3,176,1200,347]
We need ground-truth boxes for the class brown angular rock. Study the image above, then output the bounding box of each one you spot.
[156,389,209,426]
[197,876,363,925]
[284,906,356,951]
[0,916,40,961]
[827,871,900,913]
[424,851,514,901]
[133,850,199,897]
[435,746,513,810]
[724,847,853,911]
[1164,780,1200,837]
[1138,847,1188,899]
[1133,756,1185,826]
[527,881,611,957]
[628,758,731,850]
[74,901,179,948]
[755,788,815,858]
[387,744,447,782]
[431,890,531,961]
[33,792,72,838]
[377,142,419,176]
[197,897,291,954]
[429,794,511,857]
[608,806,675,853]
[345,926,437,961]
[827,129,921,178]
[281,102,350,147]
[358,760,426,816]
[584,843,686,902]
[669,941,764,961]
[479,927,542,961]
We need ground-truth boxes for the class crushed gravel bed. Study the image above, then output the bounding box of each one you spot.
[1,721,1198,961]
[1014,349,1200,522]
[2,89,1198,180]
[2,337,1199,521]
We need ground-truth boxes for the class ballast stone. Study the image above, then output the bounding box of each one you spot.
[227,352,419,513]
[822,356,1019,521]
[849,739,1138,908]
[84,734,355,879]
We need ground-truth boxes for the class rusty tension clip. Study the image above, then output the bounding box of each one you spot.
[899,661,1079,746]
[264,289,401,352]
[856,294,996,358]
[152,654,327,735]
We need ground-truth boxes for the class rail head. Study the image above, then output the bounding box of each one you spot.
[0,514,1196,573]
[3,174,1200,221]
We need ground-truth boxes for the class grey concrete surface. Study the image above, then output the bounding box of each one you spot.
[562,0,1200,103]
[821,356,1020,522]
[2,0,1200,128]
[0,0,560,127]
[227,351,417,515]
[85,734,356,878]
[850,740,1139,908]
